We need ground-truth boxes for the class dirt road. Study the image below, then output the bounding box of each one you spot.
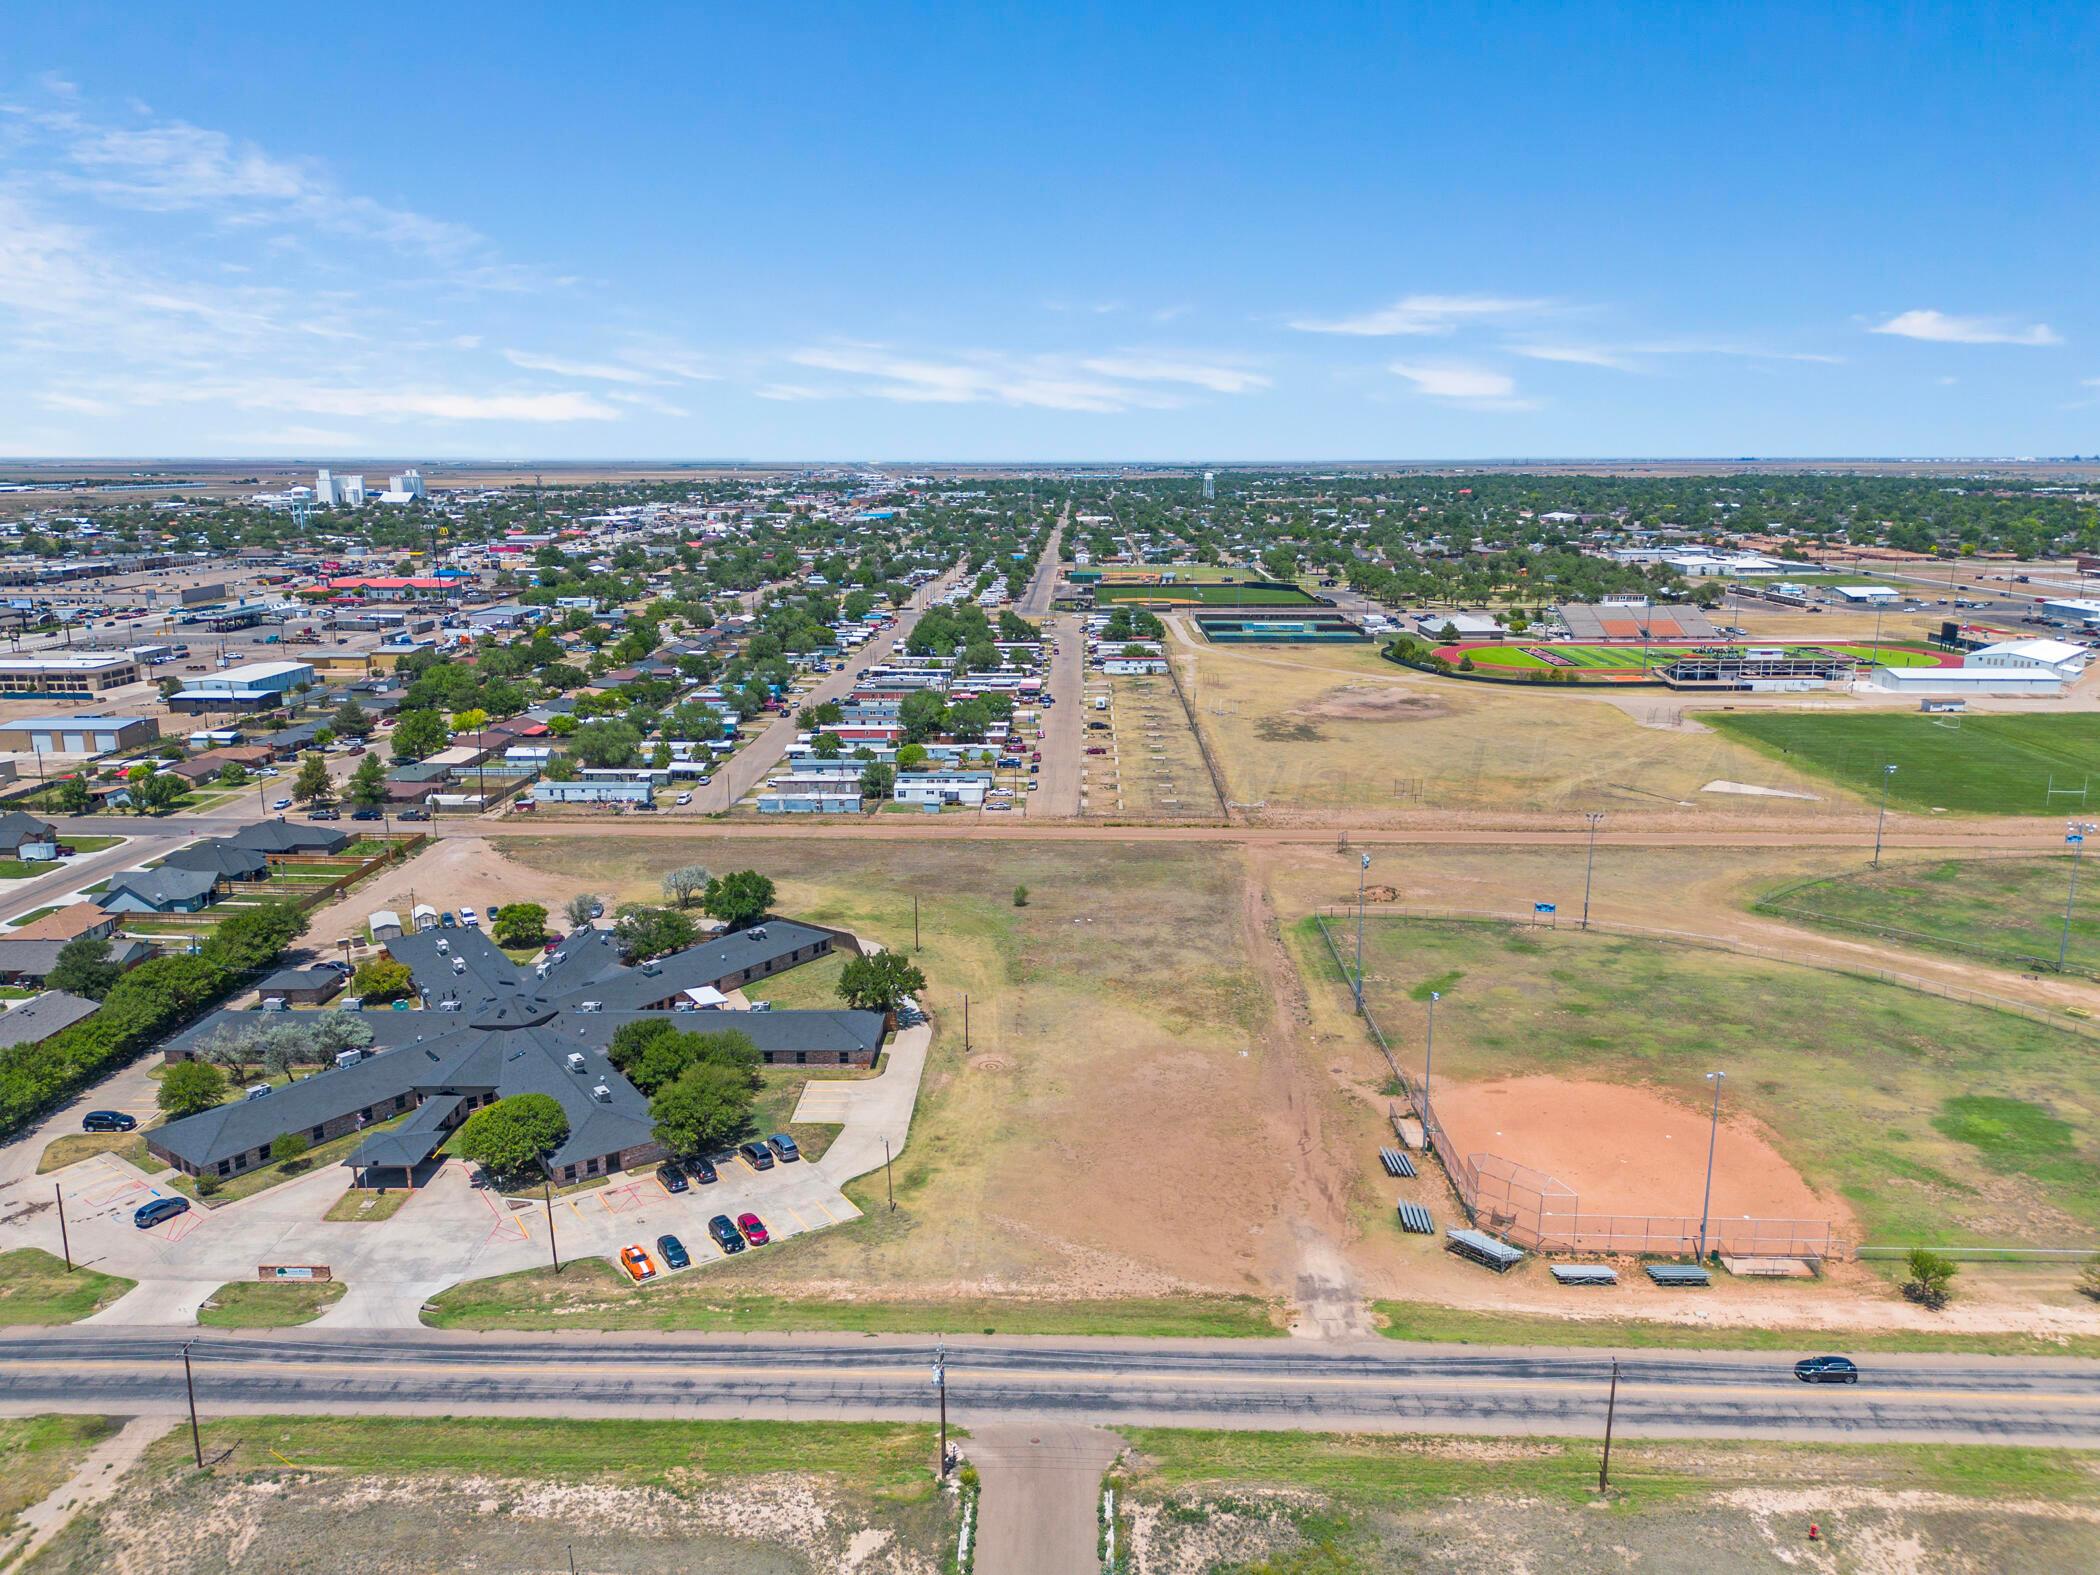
[967,1423,1121,1575]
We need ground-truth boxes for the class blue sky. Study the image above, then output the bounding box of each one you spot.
[3,3,2095,461]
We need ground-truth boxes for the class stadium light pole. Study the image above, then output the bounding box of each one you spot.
[1580,812,1605,931]
[1423,990,1440,1132]
[2060,822,2096,972]
[1696,1071,1725,1261]
[1353,852,1371,1012]
[1871,764,1897,868]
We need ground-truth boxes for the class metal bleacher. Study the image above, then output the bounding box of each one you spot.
[1446,1228,1525,1273]
[1397,1202,1434,1234]
[1379,1147,1416,1179]
[1645,1263,1713,1288]
[1550,1263,1618,1287]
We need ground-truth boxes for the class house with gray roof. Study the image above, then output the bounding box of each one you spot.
[163,839,270,884]
[0,936,149,987]
[0,991,102,1048]
[0,812,57,858]
[98,865,220,914]
[227,820,349,857]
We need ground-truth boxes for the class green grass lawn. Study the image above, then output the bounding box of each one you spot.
[1758,854,2100,976]
[5,907,59,927]
[1707,711,2100,813]
[742,947,848,1008]
[195,1279,347,1328]
[424,1260,1281,1335]
[0,1415,123,1542]
[1321,915,2100,1245]
[1094,580,1316,607]
[36,1130,151,1174]
[0,1248,136,1323]
[1370,1298,2100,1358]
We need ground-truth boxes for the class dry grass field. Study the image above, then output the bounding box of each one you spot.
[1091,671,1224,819]
[500,835,1319,1311]
[1175,636,1844,819]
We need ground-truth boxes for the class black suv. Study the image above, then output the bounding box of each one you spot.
[1793,1355,1859,1384]
[707,1214,745,1254]
[656,1233,691,1270]
[738,1141,774,1171]
[657,1161,689,1194]
[83,1110,137,1132]
[688,1156,718,1184]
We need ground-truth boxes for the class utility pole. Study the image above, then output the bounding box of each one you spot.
[932,1339,949,1477]
[544,1175,562,1274]
[1696,1071,1725,1260]
[1598,1357,1620,1492]
[181,1340,203,1467]
[1423,991,1439,1132]
[55,1183,71,1272]
[1580,812,1605,931]
[913,893,920,952]
[963,994,970,1053]
[1353,852,1371,1011]
[2060,822,2098,972]
[1872,763,1897,868]
[884,1137,895,1211]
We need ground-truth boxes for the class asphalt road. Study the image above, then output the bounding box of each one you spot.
[7,1330,2100,1445]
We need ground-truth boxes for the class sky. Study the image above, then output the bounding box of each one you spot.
[2,2,2096,463]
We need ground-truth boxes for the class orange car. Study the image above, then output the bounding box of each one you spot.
[619,1244,658,1283]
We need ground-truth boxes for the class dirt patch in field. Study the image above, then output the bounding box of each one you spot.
[302,836,573,952]
[1431,1074,1836,1224]
[1302,686,1453,723]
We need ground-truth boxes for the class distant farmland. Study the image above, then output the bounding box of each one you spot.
[1707,712,2100,813]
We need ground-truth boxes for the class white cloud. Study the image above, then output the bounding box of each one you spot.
[37,391,115,416]
[1870,309,2061,346]
[1387,361,1536,410]
[782,344,1267,413]
[505,348,662,385]
[1076,355,1270,393]
[1507,343,1639,371]
[1291,293,1550,337]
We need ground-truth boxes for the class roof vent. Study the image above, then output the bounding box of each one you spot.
[566,1052,586,1072]
[591,1082,613,1103]
[579,1000,602,1013]
[435,938,449,953]
[641,963,660,976]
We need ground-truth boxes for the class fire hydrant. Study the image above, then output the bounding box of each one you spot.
[1808,1523,1821,1542]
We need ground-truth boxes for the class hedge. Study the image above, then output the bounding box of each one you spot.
[0,901,308,1139]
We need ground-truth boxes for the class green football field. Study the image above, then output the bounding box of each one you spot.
[1094,580,1317,607]
[1706,712,2100,814]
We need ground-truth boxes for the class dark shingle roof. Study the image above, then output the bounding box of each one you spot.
[0,991,99,1047]
[228,820,349,855]
[99,866,219,909]
[163,840,269,881]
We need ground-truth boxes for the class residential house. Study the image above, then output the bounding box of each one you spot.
[98,866,220,914]
[0,991,101,1048]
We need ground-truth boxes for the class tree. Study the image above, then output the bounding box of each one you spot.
[571,719,642,769]
[701,870,775,931]
[293,752,333,806]
[1903,1247,1959,1310]
[564,892,602,930]
[898,689,948,744]
[159,1059,228,1119]
[612,903,698,962]
[129,771,185,815]
[649,1060,754,1159]
[660,864,710,909]
[812,731,843,759]
[454,1093,570,1180]
[1013,884,1029,907]
[451,707,490,736]
[49,777,91,815]
[216,762,249,787]
[492,901,547,948]
[201,901,308,975]
[860,762,895,801]
[332,698,374,739]
[49,936,122,999]
[269,1131,311,1168]
[346,753,387,812]
[895,743,929,772]
[838,948,927,1014]
[390,708,450,763]
[351,957,414,1002]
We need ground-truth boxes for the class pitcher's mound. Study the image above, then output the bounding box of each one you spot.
[1430,1075,1837,1224]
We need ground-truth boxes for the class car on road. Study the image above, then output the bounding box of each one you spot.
[688,1155,718,1184]
[351,808,382,821]
[309,806,340,820]
[82,1110,137,1132]
[707,1213,745,1253]
[132,1196,190,1230]
[459,907,479,928]
[738,1140,774,1171]
[656,1233,690,1270]
[657,1161,689,1194]
[1794,1355,1859,1384]
[737,1212,770,1246]
[273,797,292,810]
[400,807,430,821]
[619,1244,658,1282]
[766,1132,800,1163]
[675,792,692,806]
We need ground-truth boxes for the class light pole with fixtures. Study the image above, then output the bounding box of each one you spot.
[1580,812,1605,930]
[2061,823,2097,972]
[1353,851,1371,1012]
[1872,763,1897,868]
[1696,1070,1725,1260]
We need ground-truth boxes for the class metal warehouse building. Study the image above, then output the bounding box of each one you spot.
[0,715,160,755]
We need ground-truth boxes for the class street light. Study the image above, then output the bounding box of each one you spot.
[1353,852,1371,1011]
[1423,990,1440,1131]
[1696,1071,1725,1261]
[1580,812,1605,931]
[2061,822,2097,972]
[1871,763,1897,868]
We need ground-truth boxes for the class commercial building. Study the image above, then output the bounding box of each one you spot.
[0,653,141,699]
[1866,665,2064,697]
[168,660,317,713]
[1833,585,1902,603]
[0,716,159,756]
[1966,638,2091,681]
